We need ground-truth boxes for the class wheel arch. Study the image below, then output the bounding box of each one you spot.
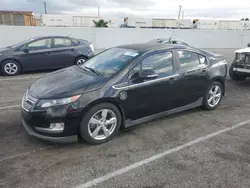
[81,97,126,127]
[1,58,22,72]
[74,55,89,65]
[211,76,225,95]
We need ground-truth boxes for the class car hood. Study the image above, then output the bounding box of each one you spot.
[29,66,108,99]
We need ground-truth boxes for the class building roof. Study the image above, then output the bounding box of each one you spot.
[0,10,33,14]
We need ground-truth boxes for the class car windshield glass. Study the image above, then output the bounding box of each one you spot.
[8,38,36,48]
[79,48,141,77]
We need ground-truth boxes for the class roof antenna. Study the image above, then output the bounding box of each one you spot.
[168,31,175,42]
[67,32,72,37]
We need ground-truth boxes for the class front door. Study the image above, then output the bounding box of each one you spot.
[18,38,53,71]
[121,51,179,120]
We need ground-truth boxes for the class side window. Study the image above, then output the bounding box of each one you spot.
[71,38,80,46]
[177,51,200,68]
[141,52,173,78]
[54,38,73,48]
[27,39,52,50]
[199,54,207,64]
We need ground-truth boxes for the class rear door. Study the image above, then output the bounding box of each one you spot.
[49,37,77,68]
[174,50,209,107]
[18,38,53,70]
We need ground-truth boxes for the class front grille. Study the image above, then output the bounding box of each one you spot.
[22,91,38,112]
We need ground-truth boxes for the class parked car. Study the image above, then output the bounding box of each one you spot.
[21,43,227,144]
[229,44,250,80]
[148,38,189,46]
[0,36,95,76]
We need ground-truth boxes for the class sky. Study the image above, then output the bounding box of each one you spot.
[1,0,250,20]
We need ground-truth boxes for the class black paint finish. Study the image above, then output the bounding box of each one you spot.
[21,43,227,142]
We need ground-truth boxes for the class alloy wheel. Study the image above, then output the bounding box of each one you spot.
[207,85,222,108]
[76,59,86,65]
[4,62,18,75]
[88,109,117,140]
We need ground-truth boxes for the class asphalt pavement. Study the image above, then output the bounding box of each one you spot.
[1,48,250,188]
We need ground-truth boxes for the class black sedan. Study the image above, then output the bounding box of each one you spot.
[0,36,95,76]
[21,43,227,144]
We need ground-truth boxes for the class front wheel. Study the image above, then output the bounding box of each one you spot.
[202,82,223,110]
[1,60,21,76]
[79,103,121,144]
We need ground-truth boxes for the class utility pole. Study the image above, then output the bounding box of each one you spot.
[44,1,47,14]
[98,6,100,16]
[182,10,184,20]
[177,5,182,20]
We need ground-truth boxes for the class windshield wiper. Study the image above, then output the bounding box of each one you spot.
[84,66,101,76]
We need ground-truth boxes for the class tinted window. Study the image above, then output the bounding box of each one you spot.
[141,52,173,78]
[199,54,206,64]
[54,38,73,48]
[80,48,141,77]
[177,51,200,68]
[27,39,52,50]
[71,38,80,46]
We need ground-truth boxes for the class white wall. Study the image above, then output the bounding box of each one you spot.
[1,26,250,49]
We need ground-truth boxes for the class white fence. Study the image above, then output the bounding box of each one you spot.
[0,26,250,49]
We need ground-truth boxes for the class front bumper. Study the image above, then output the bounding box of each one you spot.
[233,67,250,73]
[21,104,82,143]
[22,118,78,143]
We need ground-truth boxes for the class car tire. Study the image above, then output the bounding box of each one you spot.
[202,81,223,110]
[79,103,122,144]
[1,60,21,76]
[75,56,88,65]
[229,64,246,81]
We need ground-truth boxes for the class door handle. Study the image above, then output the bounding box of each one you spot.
[200,69,207,75]
[46,52,51,55]
[168,77,175,84]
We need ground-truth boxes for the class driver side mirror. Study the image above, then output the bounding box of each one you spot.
[24,46,30,53]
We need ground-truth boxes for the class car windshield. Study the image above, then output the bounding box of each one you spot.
[79,48,141,77]
[7,38,36,48]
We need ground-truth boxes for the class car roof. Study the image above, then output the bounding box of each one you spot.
[117,43,188,52]
[116,43,217,57]
[28,36,71,41]
[235,47,250,53]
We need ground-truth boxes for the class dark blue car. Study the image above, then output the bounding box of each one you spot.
[0,36,95,76]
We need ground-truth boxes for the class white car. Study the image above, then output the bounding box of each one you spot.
[229,44,250,80]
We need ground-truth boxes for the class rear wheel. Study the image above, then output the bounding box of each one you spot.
[202,81,223,110]
[79,103,121,144]
[1,60,21,76]
[75,56,88,65]
[229,64,246,81]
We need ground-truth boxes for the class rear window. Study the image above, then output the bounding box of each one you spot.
[71,38,80,46]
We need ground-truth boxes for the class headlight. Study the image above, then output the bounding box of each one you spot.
[89,44,94,52]
[39,95,81,108]
[0,53,2,56]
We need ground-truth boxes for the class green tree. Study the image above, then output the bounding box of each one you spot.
[93,19,108,27]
